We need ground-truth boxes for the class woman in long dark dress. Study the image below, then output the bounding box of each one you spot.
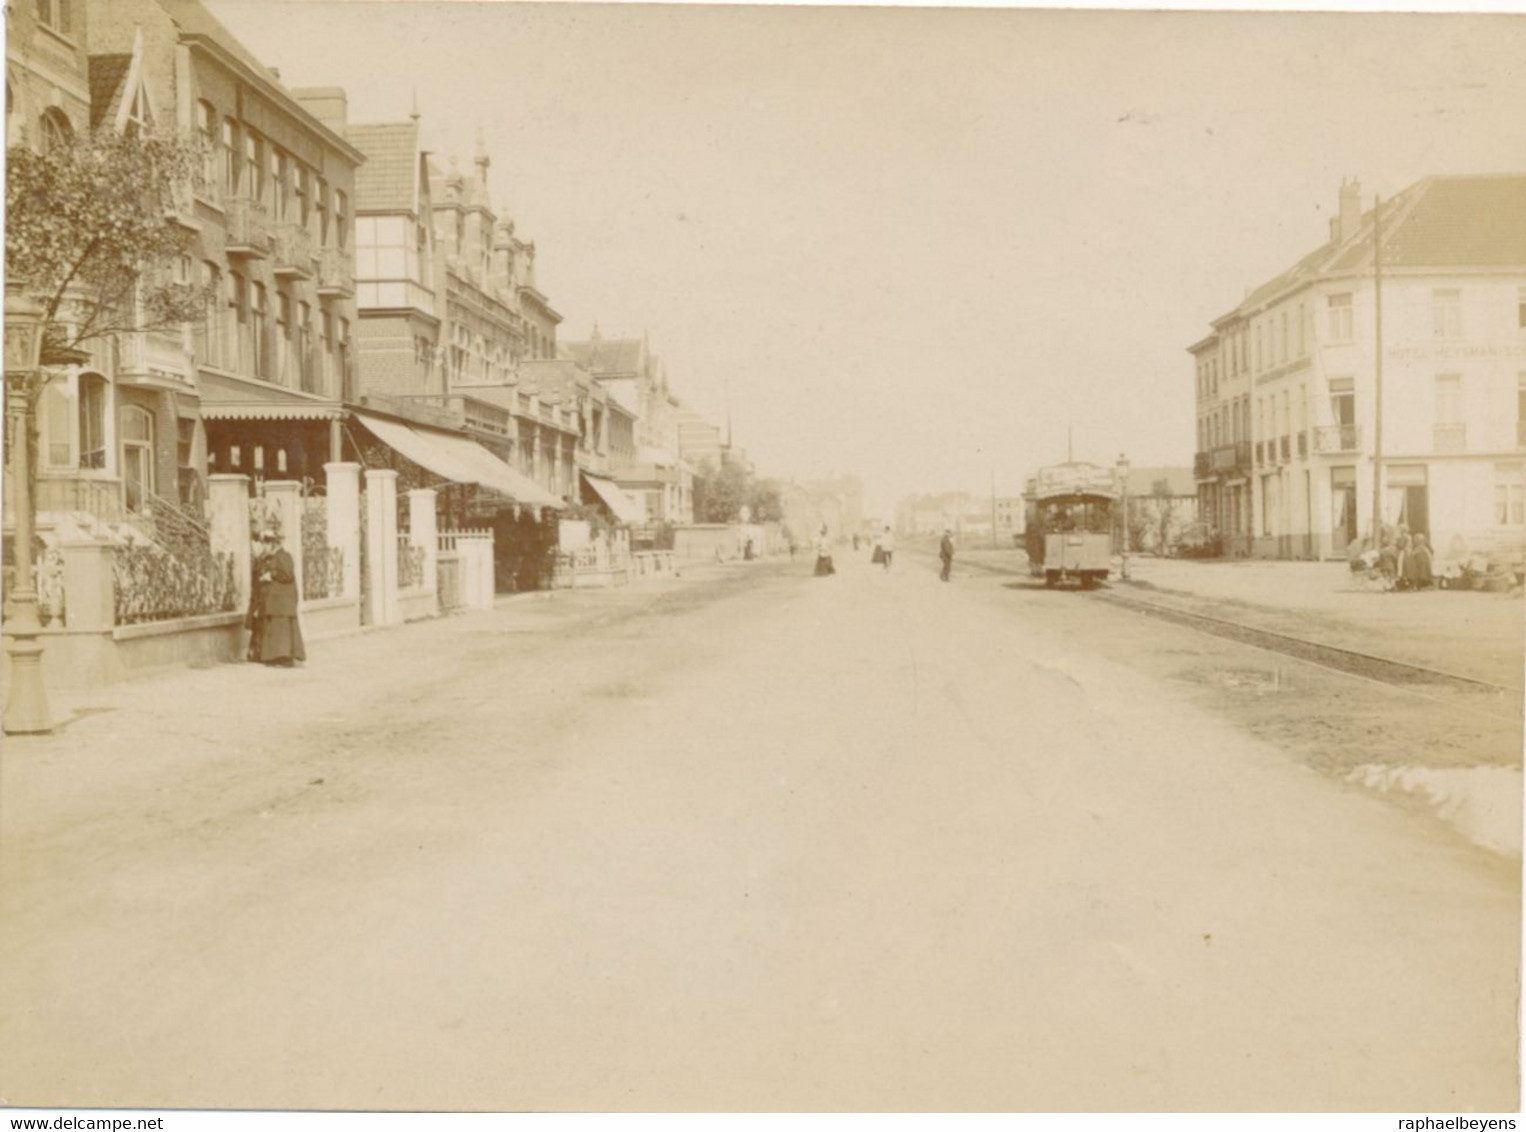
[251,531,305,666]
[1405,532,1435,590]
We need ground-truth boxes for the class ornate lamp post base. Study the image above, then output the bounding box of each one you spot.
[3,589,52,734]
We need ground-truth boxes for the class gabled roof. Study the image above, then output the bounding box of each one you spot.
[1216,174,1526,325]
[346,121,421,214]
[158,0,363,164]
[87,55,133,129]
[561,337,644,377]
[1331,175,1526,271]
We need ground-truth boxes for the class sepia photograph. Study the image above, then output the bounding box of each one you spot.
[1,0,1523,1116]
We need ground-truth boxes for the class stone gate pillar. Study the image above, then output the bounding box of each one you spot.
[208,473,252,613]
[324,462,361,600]
[365,468,399,626]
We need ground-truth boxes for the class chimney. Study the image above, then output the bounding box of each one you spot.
[293,87,349,130]
[1331,177,1362,244]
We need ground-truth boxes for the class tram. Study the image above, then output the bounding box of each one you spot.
[1023,462,1120,589]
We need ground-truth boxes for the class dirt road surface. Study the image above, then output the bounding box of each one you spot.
[1,554,1517,1111]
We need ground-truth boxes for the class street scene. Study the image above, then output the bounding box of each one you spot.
[3,0,1524,1117]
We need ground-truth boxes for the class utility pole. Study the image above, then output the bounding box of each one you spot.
[1370,194,1385,547]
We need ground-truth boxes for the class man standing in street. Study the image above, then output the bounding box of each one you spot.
[939,528,955,582]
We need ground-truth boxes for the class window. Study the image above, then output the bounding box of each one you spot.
[1495,464,1524,526]
[298,301,314,392]
[79,375,107,469]
[222,119,240,197]
[252,283,270,379]
[321,309,335,387]
[316,178,330,246]
[294,164,310,228]
[1432,289,1463,339]
[228,270,248,372]
[273,150,290,221]
[1435,374,1464,424]
[196,101,219,196]
[1328,293,1353,342]
[1298,303,1308,355]
[245,131,264,203]
[1517,288,1525,330]
[1279,311,1288,364]
[38,108,72,154]
[198,261,225,367]
[35,0,72,35]
[334,190,348,249]
[121,405,155,513]
[338,317,352,399]
[276,291,293,384]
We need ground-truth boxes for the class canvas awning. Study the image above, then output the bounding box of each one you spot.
[353,412,562,509]
[581,471,641,524]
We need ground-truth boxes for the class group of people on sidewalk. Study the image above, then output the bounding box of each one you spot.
[1350,526,1436,592]
[812,525,956,581]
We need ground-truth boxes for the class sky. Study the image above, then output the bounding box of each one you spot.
[206,0,1526,517]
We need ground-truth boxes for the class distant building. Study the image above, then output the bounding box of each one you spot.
[1190,175,1526,561]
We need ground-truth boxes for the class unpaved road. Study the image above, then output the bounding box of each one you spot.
[1,556,1517,1111]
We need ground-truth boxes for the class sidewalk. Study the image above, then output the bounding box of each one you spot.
[959,547,1524,690]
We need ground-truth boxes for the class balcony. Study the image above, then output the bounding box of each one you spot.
[317,247,355,298]
[1210,440,1252,476]
[1433,423,1467,453]
[271,222,316,280]
[116,331,193,390]
[225,197,270,258]
[1313,424,1361,453]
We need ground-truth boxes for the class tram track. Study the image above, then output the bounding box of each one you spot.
[945,551,1522,718]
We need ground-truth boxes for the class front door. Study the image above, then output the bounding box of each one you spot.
[1330,466,1358,556]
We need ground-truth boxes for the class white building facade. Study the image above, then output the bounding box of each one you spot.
[1191,175,1526,562]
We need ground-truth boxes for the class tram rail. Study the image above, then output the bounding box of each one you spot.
[946,551,1521,712]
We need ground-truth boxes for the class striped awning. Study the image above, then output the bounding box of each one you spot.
[580,471,641,524]
[353,411,562,510]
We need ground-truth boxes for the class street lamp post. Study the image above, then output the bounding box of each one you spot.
[4,291,54,734]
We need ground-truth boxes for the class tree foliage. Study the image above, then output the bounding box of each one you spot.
[6,128,208,387]
[692,458,783,524]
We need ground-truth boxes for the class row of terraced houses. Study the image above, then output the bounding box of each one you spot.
[1188,175,1526,563]
[4,0,758,692]
[6,0,751,576]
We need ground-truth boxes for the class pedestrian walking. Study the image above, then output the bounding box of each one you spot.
[248,529,305,666]
[813,525,836,577]
[879,524,895,571]
[939,528,955,582]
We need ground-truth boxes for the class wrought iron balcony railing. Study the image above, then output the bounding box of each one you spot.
[225,197,271,258]
[1313,424,1361,453]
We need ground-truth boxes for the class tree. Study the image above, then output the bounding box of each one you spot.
[6,127,207,376]
[692,458,748,523]
[6,127,207,494]
[1151,477,1183,556]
